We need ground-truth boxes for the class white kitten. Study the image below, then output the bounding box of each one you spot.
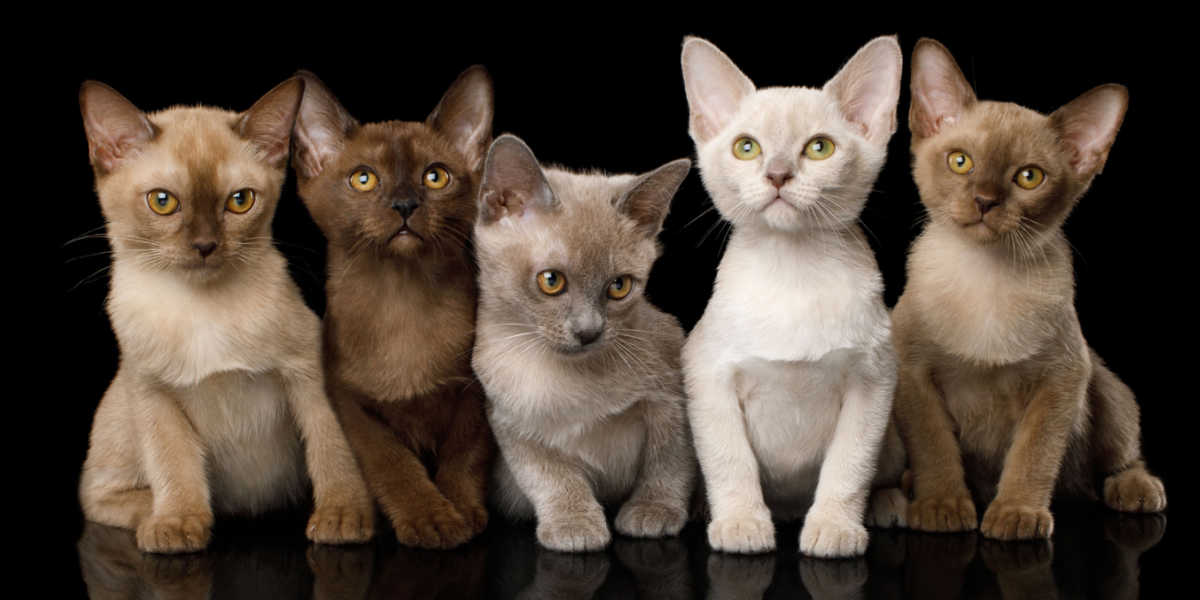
[681,36,907,557]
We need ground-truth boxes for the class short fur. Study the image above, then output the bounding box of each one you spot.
[474,135,697,552]
[78,79,374,553]
[893,38,1165,541]
[680,36,907,557]
[292,68,495,549]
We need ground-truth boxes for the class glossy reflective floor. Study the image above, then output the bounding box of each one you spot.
[77,505,1166,599]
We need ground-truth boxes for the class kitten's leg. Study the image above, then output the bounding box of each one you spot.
[495,430,610,552]
[432,384,494,537]
[686,364,775,553]
[331,387,471,549]
[80,375,153,532]
[281,364,375,545]
[614,392,696,539]
[1088,350,1166,513]
[865,422,909,529]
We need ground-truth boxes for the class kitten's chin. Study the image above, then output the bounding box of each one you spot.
[386,228,425,254]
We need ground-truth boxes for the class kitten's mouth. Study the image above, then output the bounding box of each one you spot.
[389,224,424,243]
[765,196,798,211]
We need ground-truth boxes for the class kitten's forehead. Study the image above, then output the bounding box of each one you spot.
[347,121,465,170]
[939,101,1063,167]
[733,87,846,141]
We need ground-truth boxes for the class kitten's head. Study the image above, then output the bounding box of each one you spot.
[292,67,493,261]
[475,135,690,355]
[681,36,901,233]
[80,78,303,280]
[909,38,1128,246]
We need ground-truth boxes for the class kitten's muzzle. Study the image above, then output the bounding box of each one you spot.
[391,198,420,220]
[192,240,218,258]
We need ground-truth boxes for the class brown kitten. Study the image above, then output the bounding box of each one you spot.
[892,38,1166,541]
[292,68,495,549]
[78,79,374,553]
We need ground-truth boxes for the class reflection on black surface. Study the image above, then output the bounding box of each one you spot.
[77,506,1165,599]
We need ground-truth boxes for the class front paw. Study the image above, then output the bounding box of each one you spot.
[707,512,775,554]
[866,487,908,529]
[908,494,978,532]
[308,502,375,545]
[980,500,1053,540]
[1104,469,1167,513]
[136,513,212,554]
[537,510,611,552]
[614,500,687,538]
[392,504,474,549]
[799,514,868,558]
[453,499,489,537]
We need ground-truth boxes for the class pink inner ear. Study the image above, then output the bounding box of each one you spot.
[825,37,901,143]
[1053,85,1128,175]
[909,41,976,138]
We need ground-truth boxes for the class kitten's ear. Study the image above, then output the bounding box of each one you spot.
[292,70,359,179]
[681,36,755,143]
[1050,84,1128,177]
[616,158,692,238]
[478,134,557,225]
[823,35,903,144]
[79,81,157,174]
[909,38,977,139]
[428,65,495,171]
[237,77,305,168]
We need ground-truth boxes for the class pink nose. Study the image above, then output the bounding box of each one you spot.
[767,169,793,189]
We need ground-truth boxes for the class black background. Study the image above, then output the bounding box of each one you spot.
[32,16,1189,597]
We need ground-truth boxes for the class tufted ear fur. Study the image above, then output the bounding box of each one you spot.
[1050,84,1128,177]
[909,38,978,139]
[427,65,494,171]
[292,70,359,179]
[478,134,558,224]
[236,77,305,168]
[79,81,157,174]
[823,35,903,144]
[681,36,755,143]
[614,158,691,238]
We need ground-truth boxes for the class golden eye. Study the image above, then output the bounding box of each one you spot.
[226,189,255,214]
[350,169,378,192]
[423,166,450,190]
[948,151,974,174]
[607,275,634,300]
[803,137,835,160]
[732,137,761,160]
[1014,166,1045,190]
[536,270,566,296]
[146,189,179,215]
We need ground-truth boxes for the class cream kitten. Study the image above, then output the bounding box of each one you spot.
[680,36,907,557]
[473,135,696,552]
[77,79,373,553]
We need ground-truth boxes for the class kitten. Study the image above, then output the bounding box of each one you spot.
[473,134,696,552]
[77,79,374,553]
[291,68,495,549]
[892,38,1165,540]
[680,36,907,557]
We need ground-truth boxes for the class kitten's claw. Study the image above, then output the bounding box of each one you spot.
[537,510,611,552]
[136,513,213,554]
[614,500,687,538]
[866,487,908,529]
[799,513,869,558]
[980,500,1053,540]
[1104,469,1167,513]
[707,513,776,554]
[307,502,376,545]
[908,494,978,532]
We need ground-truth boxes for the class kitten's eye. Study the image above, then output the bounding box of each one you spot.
[947,151,974,174]
[607,275,634,300]
[1013,166,1045,190]
[536,270,566,296]
[803,137,835,160]
[226,189,256,214]
[423,166,451,190]
[732,137,762,160]
[349,169,379,192]
[146,190,179,215]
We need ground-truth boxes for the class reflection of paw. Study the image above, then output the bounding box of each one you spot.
[708,512,776,554]
[866,488,908,528]
[1103,512,1167,552]
[908,495,977,532]
[136,513,212,554]
[799,514,868,558]
[613,537,687,572]
[706,553,776,598]
[615,500,687,538]
[306,544,373,580]
[142,551,213,587]
[979,538,1053,573]
[308,502,375,545]
[1104,469,1167,513]
[798,557,867,598]
[980,501,1053,540]
[905,531,977,568]
[534,549,610,587]
[392,504,473,549]
[537,510,611,552]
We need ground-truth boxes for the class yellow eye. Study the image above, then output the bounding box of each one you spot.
[537,270,566,296]
[607,275,634,300]
[803,137,835,160]
[1014,166,1045,190]
[423,166,450,190]
[146,190,179,215]
[948,151,973,174]
[350,169,378,192]
[226,189,255,214]
[732,137,761,160]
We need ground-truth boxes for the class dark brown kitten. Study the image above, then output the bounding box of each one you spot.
[292,67,495,549]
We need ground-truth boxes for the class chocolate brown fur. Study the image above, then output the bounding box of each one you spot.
[293,67,495,549]
[892,39,1165,541]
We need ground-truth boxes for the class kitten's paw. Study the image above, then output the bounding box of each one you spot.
[980,501,1053,540]
[1104,469,1167,513]
[537,510,611,552]
[908,495,978,532]
[708,513,776,554]
[136,513,212,554]
[308,502,375,545]
[866,487,908,529]
[799,515,869,558]
[392,504,474,549]
[614,500,687,538]
[451,499,490,537]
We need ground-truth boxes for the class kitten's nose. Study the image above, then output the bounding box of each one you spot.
[974,196,1002,215]
[766,159,794,189]
[193,240,218,257]
[575,327,604,346]
[392,199,420,220]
